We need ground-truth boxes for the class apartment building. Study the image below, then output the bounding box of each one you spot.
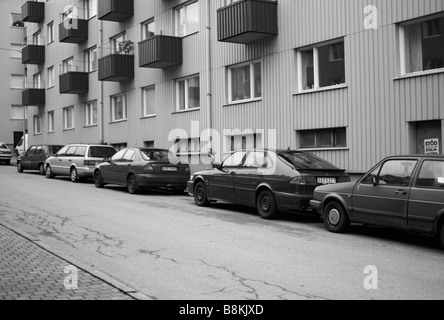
[0,0,26,150]
[22,0,444,175]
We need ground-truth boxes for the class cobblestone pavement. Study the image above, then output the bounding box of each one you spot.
[0,224,134,300]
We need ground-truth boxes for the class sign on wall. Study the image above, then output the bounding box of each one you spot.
[424,138,440,155]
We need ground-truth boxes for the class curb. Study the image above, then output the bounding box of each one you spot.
[0,221,153,301]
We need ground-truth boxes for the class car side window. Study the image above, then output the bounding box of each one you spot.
[56,146,69,157]
[244,152,272,169]
[416,160,444,189]
[65,147,78,157]
[122,150,135,163]
[223,152,246,168]
[34,146,43,155]
[75,147,87,157]
[111,149,127,162]
[27,147,37,155]
[377,160,418,187]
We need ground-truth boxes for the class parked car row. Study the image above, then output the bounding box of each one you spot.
[13,143,444,248]
[0,143,12,165]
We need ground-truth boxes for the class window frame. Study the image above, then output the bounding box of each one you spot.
[175,75,200,112]
[111,94,128,122]
[142,85,156,118]
[298,128,347,150]
[228,60,262,104]
[48,111,55,133]
[175,1,199,37]
[85,100,98,127]
[63,106,75,130]
[34,115,42,135]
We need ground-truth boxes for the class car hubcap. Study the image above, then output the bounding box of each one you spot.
[129,178,135,191]
[197,187,204,201]
[261,195,271,212]
[46,167,51,176]
[328,209,341,226]
[71,170,77,181]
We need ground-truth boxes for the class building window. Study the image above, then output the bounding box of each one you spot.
[11,13,24,28]
[34,115,42,135]
[85,46,98,72]
[11,75,23,89]
[48,67,55,88]
[33,73,43,89]
[85,101,97,126]
[144,141,155,148]
[142,86,156,117]
[85,0,97,19]
[47,22,54,44]
[176,1,199,37]
[111,33,126,54]
[176,75,200,111]
[63,106,75,130]
[229,61,261,103]
[48,111,55,132]
[142,19,155,40]
[401,15,444,74]
[111,94,127,122]
[299,128,347,149]
[297,40,346,91]
[227,133,260,153]
[62,57,76,74]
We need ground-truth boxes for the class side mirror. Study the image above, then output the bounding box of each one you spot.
[103,157,111,163]
[212,162,221,170]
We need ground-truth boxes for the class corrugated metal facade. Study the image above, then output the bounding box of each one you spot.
[23,0,444,173]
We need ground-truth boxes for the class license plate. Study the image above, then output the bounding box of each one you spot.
[317,177,337,185]
[162,167,178,172]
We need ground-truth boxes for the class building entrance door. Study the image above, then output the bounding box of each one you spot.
[415,121,442,155]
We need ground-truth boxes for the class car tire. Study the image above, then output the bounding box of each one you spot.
[256,189,278,220]
[70,168,79,183]
[324,201,350,233]
[94,170,105,188]
[17,162,23,173]
[45,165,55,179]
[127,175,139,194]
[38,163,45,175]
[194,181,210,207]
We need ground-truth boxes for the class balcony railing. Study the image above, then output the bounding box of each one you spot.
[22,37,45,65]
[59,63,89,94]
[139,35,182,69]
[59,8,89,43]
[217,0,278,44]
[98,0,134,22]
[22,81,45,106]
[21,1,45,23]
[98,53,134,82]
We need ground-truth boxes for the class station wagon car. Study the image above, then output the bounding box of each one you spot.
[17,145,64,175]
[0,143,12,165]
[45,144,117,182]
[310,155,444,248]
[188,150,350,219]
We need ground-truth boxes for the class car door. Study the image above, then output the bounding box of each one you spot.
[31,146,44,170]
[235,151,270,206]
[59,146,77,176]
[21,146,36,169]
[352,159,418,227]
[102,149,127,184]
[50,146,69,174]
[209,151,246,202]
[115,149,136,184]
[408,159,444,232]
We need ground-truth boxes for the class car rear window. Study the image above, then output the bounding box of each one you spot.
[278,152,340,170]
[88,147,117,158]
[0,144,7,149]
[141,149,178,162]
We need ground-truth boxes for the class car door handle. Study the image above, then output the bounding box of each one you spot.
[395,190,407,195]
[230,171,236,176]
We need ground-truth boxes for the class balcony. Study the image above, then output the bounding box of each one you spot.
[59,68,89,94]
[59,19,89,43]
[22,43,45,65]
[22,83,45,106]
[98,54,134,82]
[139,36,182,69]
[21,1,45,23]
[217,0,278,44]
[98,0,134,22]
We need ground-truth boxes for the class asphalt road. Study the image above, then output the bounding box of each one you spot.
[1,164,443,300]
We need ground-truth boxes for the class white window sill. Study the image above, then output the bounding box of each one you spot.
[172,108,200,115]
[294,84,348,96]
[141,115,156,119]
[224,98,262,107]
[83,124,98,128]
[394,68,444,80]
[110,120,127,124]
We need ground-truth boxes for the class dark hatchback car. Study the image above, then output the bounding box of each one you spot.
[94,148,191,194]
[188,150,350,219]
[17,145,64,175]
[310,155,444,248]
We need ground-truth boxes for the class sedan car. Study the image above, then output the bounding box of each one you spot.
[94,148,191,194]
[0,143,12,165]
[188,149,350,219]
[310,155,444,248]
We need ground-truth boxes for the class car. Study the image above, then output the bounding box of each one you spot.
[310,155,444,248]
[93,148,191,194]
[17,145,64,175]
[14,134,28,156]
[0,143,12,165]
[45,144,117,182]
[187,149,350,219]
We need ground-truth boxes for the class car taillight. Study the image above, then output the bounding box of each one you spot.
[144,164,154,173]
[84,160,96,167]
[290,176,317,186]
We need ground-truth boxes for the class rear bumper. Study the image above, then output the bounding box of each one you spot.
[274,191,313,211]
[187,181,195,195]
[137,174,190,188]
[0,154,12,162]
[76,167,95,178]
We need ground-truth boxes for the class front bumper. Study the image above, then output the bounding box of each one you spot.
[187,181,195,195]
[309,199,323,213]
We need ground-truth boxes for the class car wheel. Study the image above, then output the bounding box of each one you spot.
[94,171,105,188]
[194,181,210,207]
[256,189,278,220]
[324,201,350,233]
[70,168,79,183]
[17,162,23,173]
[45,165,55,179]
[127,175,139,194]
[38,163,45,175]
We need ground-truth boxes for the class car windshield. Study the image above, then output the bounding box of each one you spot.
[278,152,340,170]
[0,144,7,149]
[141,149,178,162]
[88,146,117,158]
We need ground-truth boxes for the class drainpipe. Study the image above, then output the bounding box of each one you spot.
[99,20,105,144]
[206,0,213,158]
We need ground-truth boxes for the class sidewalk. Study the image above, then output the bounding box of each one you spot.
[0,223,137,300]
